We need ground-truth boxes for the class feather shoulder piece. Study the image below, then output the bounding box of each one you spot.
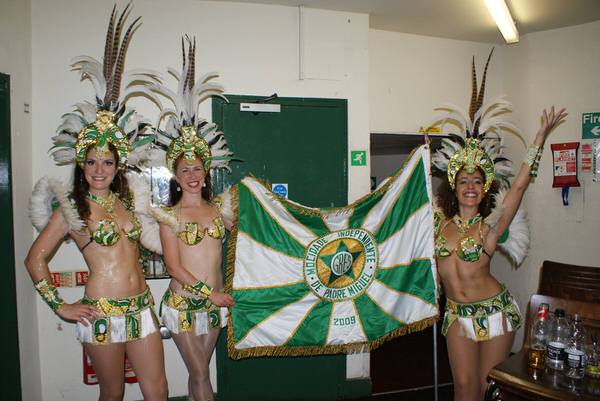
[212,186,235,223]
[149,206,179,233]
[126,172,163,254]
[29,176,85,233]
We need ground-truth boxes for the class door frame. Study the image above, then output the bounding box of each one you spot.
[0,72,22,400]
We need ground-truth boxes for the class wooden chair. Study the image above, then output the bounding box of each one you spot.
[522,294,600,350]
[538,260,600,303]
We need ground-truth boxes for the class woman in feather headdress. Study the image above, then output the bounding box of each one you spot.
[431,50,566,401]
[25,5,167,400]
[144,37,234,401]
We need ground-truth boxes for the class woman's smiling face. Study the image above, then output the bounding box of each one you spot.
[175,157,206,194]
[455,168,484,208]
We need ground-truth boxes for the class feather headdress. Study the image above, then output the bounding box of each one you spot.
[150,36,233,173]
[50,3,161,170]
[431,49,521,190]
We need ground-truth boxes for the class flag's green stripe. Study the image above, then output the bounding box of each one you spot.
[282,204,330,238]
[231,283,309,343]
[348,191,385,229]
[239,183,306,259]
[374,159,429,243]
[376,259,436,305]
[354,294,404,341]
[285,300,332,346]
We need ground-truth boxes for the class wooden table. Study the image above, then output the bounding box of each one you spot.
[486,350,600,401]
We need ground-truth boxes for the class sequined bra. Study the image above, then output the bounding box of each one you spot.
[86,192,142,247]
[178,215,226,246]
[434,213,488,262]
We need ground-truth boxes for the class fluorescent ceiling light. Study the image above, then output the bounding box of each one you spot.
[484,0,519,44]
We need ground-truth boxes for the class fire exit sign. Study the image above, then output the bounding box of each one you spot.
[582,112,600,139]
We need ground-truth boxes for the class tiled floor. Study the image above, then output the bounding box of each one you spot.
[167,385,454,401]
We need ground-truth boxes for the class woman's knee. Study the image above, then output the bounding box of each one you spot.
[98,382,125,401]
[141,375,168,399]
[452,375,480,400]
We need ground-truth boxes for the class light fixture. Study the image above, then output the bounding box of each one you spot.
[483,0,519,44]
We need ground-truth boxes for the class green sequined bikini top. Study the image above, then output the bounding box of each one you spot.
[435,214,488,262]
[86,192,141,247]
[178,215,226,246]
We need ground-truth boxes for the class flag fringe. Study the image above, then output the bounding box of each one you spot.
[224,184,239,295]
[226,314,437,360]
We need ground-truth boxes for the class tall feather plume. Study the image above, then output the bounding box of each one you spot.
[103,3,131,106]
[102,5,117,83]
[110,15,141,107]
[189,38,196,93]
[468,56,478,134]
[473,48,494,135]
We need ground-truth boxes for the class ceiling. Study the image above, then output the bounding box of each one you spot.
[219,0,600,43]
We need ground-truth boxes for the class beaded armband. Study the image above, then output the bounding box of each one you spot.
[182,280,213,298]
[34,278,64,311]
[524,144,542,177]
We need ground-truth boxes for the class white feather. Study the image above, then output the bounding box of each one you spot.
[215,186,235,223]
[29,177,85,233]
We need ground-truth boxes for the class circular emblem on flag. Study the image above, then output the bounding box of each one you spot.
[304,228,378,302]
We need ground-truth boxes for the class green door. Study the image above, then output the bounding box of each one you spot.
[0,73,22,399]
[213,95,350,401]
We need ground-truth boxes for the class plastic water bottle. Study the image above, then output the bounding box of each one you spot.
[546,308,569,370]
[565,314,586,379]
[528,303,550,369]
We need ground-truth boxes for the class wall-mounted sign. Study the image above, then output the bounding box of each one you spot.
[351,150,367,166]
[272,183,288,198]
[582,112,600,139]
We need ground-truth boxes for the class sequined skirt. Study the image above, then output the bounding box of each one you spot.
[160,288,228,336]
[76,287,158,345]
[441,285,522,342]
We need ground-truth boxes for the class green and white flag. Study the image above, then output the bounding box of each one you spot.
[227,145,438,359]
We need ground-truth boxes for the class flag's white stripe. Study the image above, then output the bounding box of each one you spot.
[243,178,317,247]
[233,232,304,289]
[378,205,434,267]
[326,300,367,345]
[236,292,320,349]
[361,147,428,234]
[321,210,351,232]
[366,280,437,324]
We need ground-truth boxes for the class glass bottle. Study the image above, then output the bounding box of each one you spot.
[565,314,586,379]
[587,334,600,379]
[528,303,550,368]
[546,308,568,370]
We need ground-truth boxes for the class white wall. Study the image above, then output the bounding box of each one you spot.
[369,29,504,134]
[497,20,600,350]
[0,0,40,400]
[30,0,369,399]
